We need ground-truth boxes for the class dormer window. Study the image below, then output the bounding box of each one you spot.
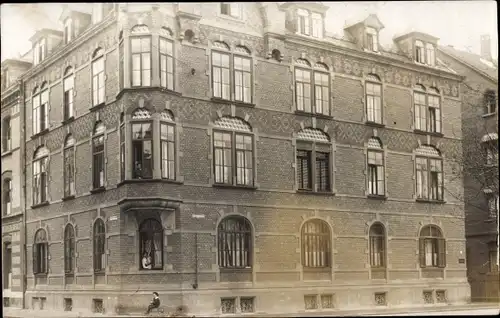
[33,38,46,66]
[415,41,425,63]
[426,43,435,66]
[64,18,72,44]
[221,3,241,19]
[297,9,310,36]
[311,13,323,38]
[297,9,323,39]
[366,27,378,52]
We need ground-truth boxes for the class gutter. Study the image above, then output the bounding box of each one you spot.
[18,78,27,309]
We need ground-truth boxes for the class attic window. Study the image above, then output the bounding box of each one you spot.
[297,9,323,39]
[221,3,241,19]
[366,27,378,52]
[33,38,46,66]
[426,44,435,66]
[64,18,73,44]
[415,41,425,64]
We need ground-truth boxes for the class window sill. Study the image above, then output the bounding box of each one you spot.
[65,272,74,277]
[303,267,331,272]
[482,112,497,118]
[61,195,75,201]
[31,201,49,209]
[1,149,13,158]
[61,116,75,125]
[89,102,106,112]
[31,128,49,139]
[413,130,444,137]
[421,267,445,271]
[117,179,183,187]
[34,273,48,278]
[90,187,106,194]
[296,189,335,196]
[365,121,385,128]
[212,183,257,190]
[416,198,445,204]
[139,268,164,271]
[2,211,23,220]
[294,111,332,120]
[367,194,387,200]
[94,271,105,276]
[219,267,252,273]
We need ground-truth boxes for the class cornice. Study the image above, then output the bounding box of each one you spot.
[437,48,498,85]
[284,34,464,82]
[21,15,117,82]
[118,197,182,212]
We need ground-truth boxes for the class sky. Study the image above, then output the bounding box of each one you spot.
[0,2,498,62]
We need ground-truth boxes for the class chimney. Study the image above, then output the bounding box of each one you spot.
[480,34,492,61]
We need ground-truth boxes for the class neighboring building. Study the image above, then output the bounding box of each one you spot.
[1,56,32,308]
[438,35,499,302]
[15,3,469,315]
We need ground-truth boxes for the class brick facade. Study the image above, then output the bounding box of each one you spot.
[18,3,469,315]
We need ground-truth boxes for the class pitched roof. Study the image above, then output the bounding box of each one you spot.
[438,45,498,82]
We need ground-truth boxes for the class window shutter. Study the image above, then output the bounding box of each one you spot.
[437,238,446,268]
[32,245,38,274]
[45,244,49,273]
[419,238,426,268]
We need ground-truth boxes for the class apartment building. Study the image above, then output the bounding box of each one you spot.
[438,36,499,302]
[13,3,470,315]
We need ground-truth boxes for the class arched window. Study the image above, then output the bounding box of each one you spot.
[159,27,174,90]
[367,137,385,196]
[33,229,48,274]
[131,109,153,179]
[271,49,282,62]
[63,135,75,197]
[91,48,105,106]
[419,225,445,268]
[3,177,12,215]
[2,116,11,152]
[63,66,74,120]
[365,74,382,124]
[93,219,106,272]
[296,128,331,192]
[415,145,443,201]
[301,219,330,268]
[160,110,176,180]
[369,223,385,268]
[218,216,252,269]
[33,146,49,205]
[130,25,152,87]
[64,224,75,274]
[139,219,163,270]
[32,82,49,135]
[294,58,330,116]
[414,84,441,134]
[213,117,254,186]
[92,122,106,189]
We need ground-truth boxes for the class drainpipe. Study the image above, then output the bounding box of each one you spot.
[18,78,27,309]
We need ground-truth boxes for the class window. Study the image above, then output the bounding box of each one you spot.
[139,219,163,270]
[160,110,176,180]
[159,30,174,90]
[93,219,105,273]
[217,216,252,269]
[220,3,241,19]
[301,219,331,268]
[296,128,331,192]
[3,243,12,289]
[369,223,385,268]
[488,195,499,219]
[485,142,498,166]
[365,74,382,123]
[32,83,49,135]
[213,117,254,186]
[415,145,443,201]
[367,137,385,196]
[311,13,323,38]
[64,18,72,43]
[414,85,441,134]
[63,135,75,197]
[212,50,231,100]
[415,40,425,63]
[33,229,48,275]
[91,48,105,106]
[297,9,310,36]
[366,27,378,52]
[489,248,498,272]
[3,178,12,215]
[419,225,446,268]
[92,122,106,189]
[131,36,151,87]
[484,89,497,114]
[64,224,75,274]
[234,53,252,103]
[119,113,125,182]
[32,146,49,205]
[2,116,11,152]
[92,3,103,24]
[33,38,46,65]
[295,60,330,116]
[426,43,435,66]
[131,109,153,179]
[63,67,74,120]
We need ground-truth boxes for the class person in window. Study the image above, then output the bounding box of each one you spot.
[142,252,152,269]
[145,292,160,314]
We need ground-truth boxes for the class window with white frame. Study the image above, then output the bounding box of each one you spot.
[131,34,151,87]
[159,27,174,90]
[33,38,46,66]
[93,218,106,273]
[160,110,176,180]
[311,13,323,38]
[2,116,11,152]
[369,223,385,268]
[213,116,254,186]
[32,146,49,205]
[415,40,425,63]
[419,225,446,268]
[426,43,435,66]
[33,229,49,275]
[32,83,49,135]
[484,89,497,115]
[366,27,378,52]
[2,177,12,215]
[220,2,241,19]
[92,122,106,189]
[295,59,330,116]
[131,109,153,179]
[367,137,385,196]
[64,18,72,44]
[414,85,441,134]
[91,48,105,106]
[297,9,310,36]
[296,128,331,192]
[63,134,75,198]
[365,74,382,123]
[296,10,324,38]
[63,67,74,121]
[415,145,443,201]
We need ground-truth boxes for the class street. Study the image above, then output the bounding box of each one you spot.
[363,308,500,316]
